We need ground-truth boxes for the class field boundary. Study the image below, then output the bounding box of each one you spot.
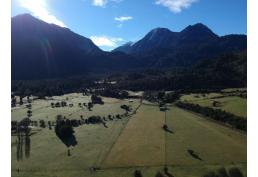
[175,106,247,135]
[11,162,247,172]
[99,102,143,167]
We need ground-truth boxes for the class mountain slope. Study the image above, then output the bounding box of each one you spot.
[12,14,141,80]
[12,14,106,80]
[12,14,247,80]
[114,23,246,68]
[112,41,134,53]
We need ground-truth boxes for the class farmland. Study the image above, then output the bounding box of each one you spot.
[11,92,246,177]
[180,90,247,118]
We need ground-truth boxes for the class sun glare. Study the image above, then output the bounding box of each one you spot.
[17,0,66,27]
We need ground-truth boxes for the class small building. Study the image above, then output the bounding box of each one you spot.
[160,106,167,111]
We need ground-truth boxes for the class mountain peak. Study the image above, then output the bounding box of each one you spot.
[146,27,173,40]
[180,23,218,40]
[112,41,134,53]
[12,13,39,23]
[150,27,172,33]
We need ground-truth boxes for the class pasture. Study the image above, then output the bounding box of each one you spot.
[11,93,246,177]
[180,91,247,118]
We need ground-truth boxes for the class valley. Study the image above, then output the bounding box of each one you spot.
[11,90,247,177]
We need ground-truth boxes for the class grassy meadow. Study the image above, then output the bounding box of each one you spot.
[11,92,246,177]
[180,91,247,118]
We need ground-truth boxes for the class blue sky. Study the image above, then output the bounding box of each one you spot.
[11,0,247,51]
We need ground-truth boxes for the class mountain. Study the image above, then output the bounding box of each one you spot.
[112,41,134,53]
[12,14,247,80]
[12,14,139,80]
[113,23,246,68]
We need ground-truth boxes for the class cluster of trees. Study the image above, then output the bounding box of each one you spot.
[12,76,95,98]
[121,105,132,113]
[11,52,246,100]
[55,116,77,147]
[133,167,243,177]
[78,102,93,111]
[11,94,16,107]
[133,167,174,177]
[143,91,180,103]
[203,167,244,177]
[176,102,246,131]
[12,119,49,132]
[12,111,131,133]
[114,53,246,91]
[91,95,104,104]
[51,101,68,108]
[98,88,129,99]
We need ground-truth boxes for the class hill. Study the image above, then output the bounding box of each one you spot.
[114,23,246,68]
[11,14,139,80]
[12,14,247,80]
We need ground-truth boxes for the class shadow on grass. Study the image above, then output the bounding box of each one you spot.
[163,125,174,134]
[187,149,203,161]
[55,124,78,147]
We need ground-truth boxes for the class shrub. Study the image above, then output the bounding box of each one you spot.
[228,167,244,177]
[134,170,142,177]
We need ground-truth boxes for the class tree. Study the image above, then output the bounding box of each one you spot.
[91,95,104,104]
[61,101,67,107]
[158,91,165,100]
[27,96,31,103]
[27,110,32,118]
[67,149,71,156]
[228,167,244,177]
[134,170,142,177]
[120,105,131,112]
[19,96,23,105]
[11,96,17,107]
[155,172,165,177]
[88,102,93,111]
[39,120,46,128]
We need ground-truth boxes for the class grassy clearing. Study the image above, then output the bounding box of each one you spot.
[165,106,246,165]
[11,93,247,177]
[180,93,247,118]
[103,104,165,167]
[12,94,139,177]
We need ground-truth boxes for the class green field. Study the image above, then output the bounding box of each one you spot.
[11,93,247,177]
[180,92,247,118]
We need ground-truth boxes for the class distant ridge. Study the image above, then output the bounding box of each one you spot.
[12,14,247,80]
[11,14,139,80]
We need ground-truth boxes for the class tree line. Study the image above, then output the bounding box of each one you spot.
[176,102,246,131]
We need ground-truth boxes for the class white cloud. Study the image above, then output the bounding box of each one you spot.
[18,0,66,27]
[90,36,123,47]
[155,0,199,13]
[91,0,122,7]
[114,16,133,22]
[92,0,107,7]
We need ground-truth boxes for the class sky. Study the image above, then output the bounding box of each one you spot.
[11,0,247,51]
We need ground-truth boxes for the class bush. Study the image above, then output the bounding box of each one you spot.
[155,172,165,177]
[91,95,104,104]
[228,167,244,177]
[39,120,46,128]
[87,116,103,124]
[217,167,229,177]
[134,170,142,177]
[203,171,218,177]
[121,105,131,112]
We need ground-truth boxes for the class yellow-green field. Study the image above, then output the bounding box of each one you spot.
[180,92,247,118]
[11,93,247,177]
